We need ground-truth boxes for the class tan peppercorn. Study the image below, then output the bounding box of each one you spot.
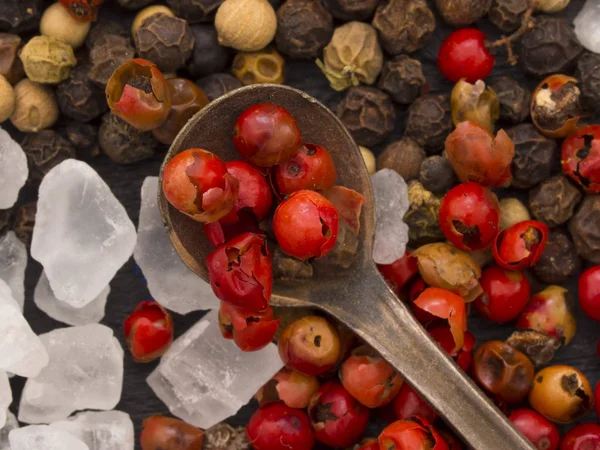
[131,5,175,36]
[232,47,284,85]
[10,79,59,132]
[499,198,531,230]
[19,36,76,84]
[215,0,277,52]
[359,146,376,175]
[377,137,426,182]
[40,3,91,49]
[534,0,570,12]
[0,75,15,122]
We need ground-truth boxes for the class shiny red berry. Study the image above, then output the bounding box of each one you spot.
[561,125,600,194]
[353,438,380,450]
[408,278,436,324]
[123,301,174,363]
[438,28,494,83]
[392,383,438,423]
[578,265,600,322]
[379,417,449,450]
[429,326,476,372]
[378,252,419,296]
[560,423,600,450]
[492,220,548,270]
[508,408,560,450]
[274,143,337,195]
[218,302,279,352]
[203,214,263,247]
[246,403,315,450]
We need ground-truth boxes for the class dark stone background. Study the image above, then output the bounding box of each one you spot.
[5,0,599,448]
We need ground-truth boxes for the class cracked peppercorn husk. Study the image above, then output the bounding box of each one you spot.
[0,33,24,85]
[490,76,531,125]
[419,155,457,194]
[312,222,359,273]
[0,0,43,33]
[98,112,160,164]
[575,52,600,114]
[13,202,35,247]
[275,0,333,60]
[372,0,435,55]
[529,175,582,228]
[435,0,491,27]
[232,47,285,85]
[377,55,426,105]
[86,22,129,49]
[405,94,453,154]
[322,0,379,21]
[56,62,107,123]
[195,72,242,101]
[19,36,76,84]
[21,130,76,183]
[188,24,230,78]
[519,16,583,78]
[64,122,100,160]
[134,13,195,73]
[377,137,426,182]
[568,195,600,264]
[0,208,12,238]
[506,123,559,189]
[488,0,530,33]
[272,244,313,280]
[118,0,155,10]
[88,34,135,87]
[204,423,251,450]
[404,180,445,246]
[531,75,582,138]
[506,330,561,368]
[533,229,582,284]
[167,0,224,23]
[336,86,395,147]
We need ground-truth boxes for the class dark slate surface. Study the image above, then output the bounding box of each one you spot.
[5,0,600,448]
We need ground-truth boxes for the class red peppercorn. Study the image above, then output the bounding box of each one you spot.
[378,252,419,296]
[560,423,600,450]
[206,233,272,312]
[59,0,103,22]
[308,381,370,448]
[140,415,204,450]
[255,368,320,409]
[508,408,560,450]
[123,301,174,363]
[233,103,302,167]
[408,277,437,324]
[353,438,380,450]
[492,220,549,270]
[438,29,495,83]
[274,143,337,195]
[561,125,600,193]
[218,302,279,352]
[392,383,438,423]
[428,326,476,372]
[246,403,315,450]
[578,265,600,322]
[473,265,531,323]
[439,182,501,251]
[379,417,449,450]
[203,214,263,247]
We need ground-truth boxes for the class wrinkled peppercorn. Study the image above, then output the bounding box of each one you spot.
[21,130,76,182]
[419,155,457,194]
[134,14,195,73]
[322,0,379,21]
[232,47,285,85]
[519,16,582,78]
[533,229,582,284]
[86,22,129,49]
[507,124,559,189]
[377,137,426,182]
[88,34,135,87]
[13,202,35,247]
[56,62,107,123]
[188,25,230,78]
[312,222,358,273]
[568,195,600,264]
[272,244,313,280]
[575,52,600,114]
[204,423,251,450]
[0,209,12,238]
[406,94,453,154]
[275,0,333,59]
[531,76,582,138]
[64,122,100,160]
[166,0,224,23]
[491,76,531,124]
[404,181,445,246]
[435,0,491,27]
[506,330,561,368]
[0,0,43,33]
[98,112,159,164]
[372,0,435,55]
[488,0,530,33]
[377,55,426,105]
[529,175,582,227]
[336,86,395,147]
[118,0,155,10]
[195,72,242,101]
[0,33,24,85]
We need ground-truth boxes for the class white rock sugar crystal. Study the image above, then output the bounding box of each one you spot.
[34,271,109,326]
[0,372,11,428]
[147,310,283,429]
[371,169,410,265]
[0,411,19,450]
[574,0,600,53]
[134,177,219,314]
[0,127,28,210]
[18,324,124,424]
[9,425,89,450]
[0,231,27,310]
[0,279,49,378]
[31,160,136,308]
[50,410,134,450]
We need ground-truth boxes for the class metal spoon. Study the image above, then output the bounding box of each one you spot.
[158,84,535,450]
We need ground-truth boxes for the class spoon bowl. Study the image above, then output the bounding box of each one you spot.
[158,84,535,450]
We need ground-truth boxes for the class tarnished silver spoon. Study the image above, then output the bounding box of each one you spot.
[158,84,535,450]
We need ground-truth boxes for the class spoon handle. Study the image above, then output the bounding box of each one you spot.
[324,267,536,450]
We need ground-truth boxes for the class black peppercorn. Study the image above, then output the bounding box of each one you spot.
[529,175,582,227]
[98,112,159,164]
[377,137,426,182]
[506,330,561,368]
[506,123,559,189]
[134,14,195,73]
[419,155,457,194]
[64,122,100,161]
[336,86,395,147]
[21,130,76,183]
[117,0,155,10]
[195,72,243,101]
[488,0,529,33]
[166,0,224,23]
[272,244,313,280]
[435,0,491,27]
[188,25,230,78]
[568,195,600,264]
[575,52,600,114]
[0,33,24,85]
[86,22,129,49]
[13,202,35,247]
[0,208,12,238]
[88,34,135,87]
[275,0,333,60]
[322,0,379,21]
[56,62,107,123]
[533,229,582,284]
[0,0,43,33]
[372,0,435,55]
[405,94,453,154]
[490,76,531,124]
[519,16,583,78]
[377,55,426,105]
[312,222,358,273]
[404,181,445,246]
